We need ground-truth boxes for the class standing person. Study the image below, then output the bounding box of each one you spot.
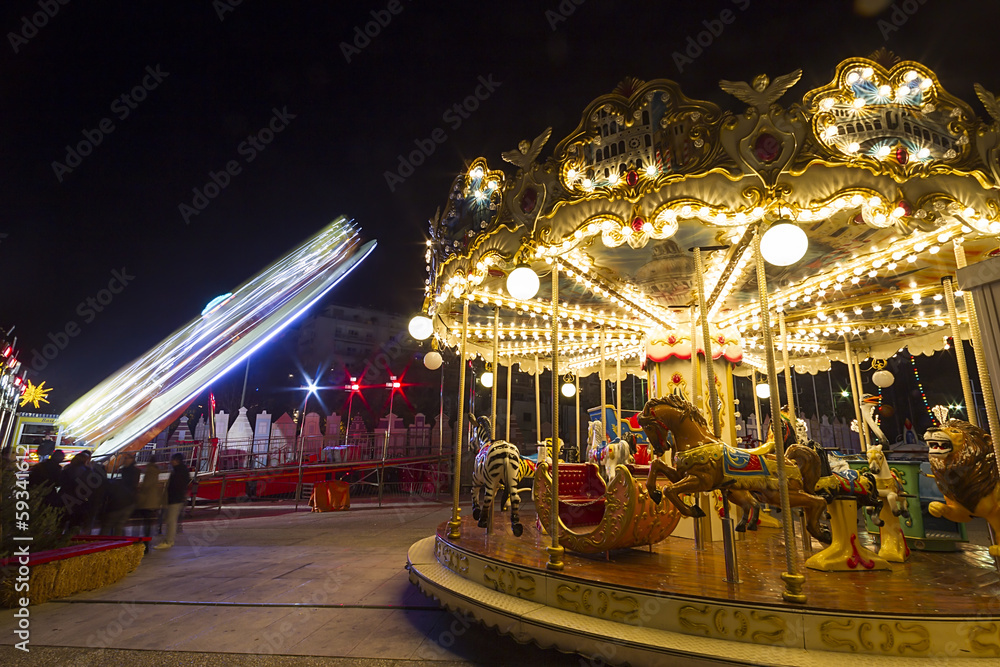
[155,453,190,550]
[135,455,164,553]
[28,450,65,508]
[59,453,92,534]
[100,453,140,535]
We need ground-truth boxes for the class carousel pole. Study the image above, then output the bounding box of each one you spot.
[505,354,512,443]
[752,370,763,445]
[778,309,796,429]
[853,350,871,451]
[690,306,701,409]
[447,299,469,540]
[615,355,623,441]
[954,241,1000,439]
[843,336,867,452]
[547,263,565,571]
[600,327,607,444]
[942,276,976,427]
[490,306,499,439]
[694,247,737,581]
[534,354,542,445]
[753,227,805,603]
[575,373,581,460]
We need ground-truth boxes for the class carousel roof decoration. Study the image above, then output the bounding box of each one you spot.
[421,53,1000,378]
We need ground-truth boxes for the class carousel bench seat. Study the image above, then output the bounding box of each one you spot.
[556,463,607,527]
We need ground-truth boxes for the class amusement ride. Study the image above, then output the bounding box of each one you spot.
[405,52,1000,664]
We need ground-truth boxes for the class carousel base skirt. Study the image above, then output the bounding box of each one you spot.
[406,515,1000,665]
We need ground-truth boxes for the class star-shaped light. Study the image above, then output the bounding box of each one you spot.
[20,380,52,409]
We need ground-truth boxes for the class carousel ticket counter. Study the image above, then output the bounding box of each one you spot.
[847,459,967,550]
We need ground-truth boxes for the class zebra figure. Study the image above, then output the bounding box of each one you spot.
[470,415,524,537]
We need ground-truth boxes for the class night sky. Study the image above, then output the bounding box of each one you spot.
[5,0,1000,412]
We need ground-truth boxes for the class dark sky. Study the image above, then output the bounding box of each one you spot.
[5,0,1000,410]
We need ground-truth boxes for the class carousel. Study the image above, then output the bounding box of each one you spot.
[405,52,1000,665]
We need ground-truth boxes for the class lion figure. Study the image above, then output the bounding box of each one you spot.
[924,419,1000,556]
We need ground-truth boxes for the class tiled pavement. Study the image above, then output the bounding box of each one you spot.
[0,501,583,666]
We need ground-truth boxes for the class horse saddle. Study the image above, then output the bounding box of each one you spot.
[722,447,770,478]
[828,469,868,495]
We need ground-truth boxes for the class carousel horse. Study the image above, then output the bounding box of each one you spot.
[470,415,525,536]
[586,420,633,481]
[637,395,832,543]
[812,446,884,527]
[866,444,910,518]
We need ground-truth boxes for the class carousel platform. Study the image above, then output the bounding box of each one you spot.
[407,513,1000,666]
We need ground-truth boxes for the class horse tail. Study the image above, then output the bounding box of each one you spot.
[785,443,821,493]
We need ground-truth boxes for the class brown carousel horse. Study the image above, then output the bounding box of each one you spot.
[636,395,832,544]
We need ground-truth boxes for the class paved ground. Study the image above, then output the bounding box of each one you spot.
[0,500,583,666]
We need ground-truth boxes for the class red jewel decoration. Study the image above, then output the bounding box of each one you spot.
[666,335,678,345]
[626,170,639,186]
[671,373,683,384]
[896,199,912,217]
[717,335,726,345]
[754,133,781,163]
[895,145,909,164]
[520,187,537,214]
[631,216,645,232]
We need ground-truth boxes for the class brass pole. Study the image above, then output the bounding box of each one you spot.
[616,355,623,441]
[752,369,763,444]
[490,306,499,439]
[843,336,867,453]
[447,299,470,539]
[942,276,976,427]
[575,374,581,460]
[954,241,1000,440]
[600,327,607,444]
[505,353,512,443]
[690,306,701,410]
[693,249,721,437]
[534,354,541,445]
[778,309,796,431]
[753,228,805,603]
[547,264,565,570]
[695,246,735,579]
[853,352,872,450]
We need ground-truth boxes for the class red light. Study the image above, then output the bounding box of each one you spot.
[351,384,359,391]
[1,346,10,358]
[393,382,401,388]
[13,376,22,386]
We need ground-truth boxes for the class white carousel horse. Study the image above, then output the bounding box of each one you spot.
[586,419,632,481]
[866,444,910,518]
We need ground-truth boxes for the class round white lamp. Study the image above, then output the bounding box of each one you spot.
[755,382,771,399]
[561,382,577,398]
[760,222,809,266]
[506,264,540,300]
[872,369,894,388]
[408,315,433,340]
[480,371,494,388]
[423,351,443,370]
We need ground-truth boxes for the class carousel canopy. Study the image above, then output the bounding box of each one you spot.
[421,53,1000,379]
